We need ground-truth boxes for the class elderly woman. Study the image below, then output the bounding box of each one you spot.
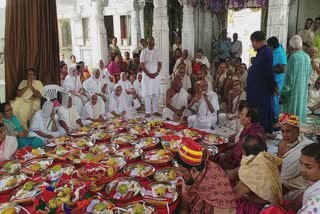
[11,68,44,129]
[28,101,61,142]
[176,64,192,94]
[63,66,88,113]
[0,123,18,161]
[57,95,84,135]
[81,94,106,124]
[118,72,135,104]
[0,102,44,149]
[107,84,134,118]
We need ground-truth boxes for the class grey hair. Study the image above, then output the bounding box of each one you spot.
[289,35,303,49]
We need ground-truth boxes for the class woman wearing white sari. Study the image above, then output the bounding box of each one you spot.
[28,101,61,142]
[100,65,115,92]
[133,73,144,104]
[63,66,87,113]
[57,95,84,135]
[118,72,140,109]
[81,94,106,125]
[107,84,135,118]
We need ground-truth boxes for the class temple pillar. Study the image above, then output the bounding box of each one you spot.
[179,0,195,58]
[152,0,170,107]
[138,0,145,39]
[90,0,108,65]
[267,0,290,49]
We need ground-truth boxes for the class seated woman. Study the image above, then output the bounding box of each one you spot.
[108,55,125,83]
[0,123,18,161]
[0,111,15,136]
[107,84,134,119]
[118,72,140,109]
[127,53,141,75]
[63,66,88,113]
[57,95,84,135]
[134,73,143,102]
[81,94,106,125]
[11,68,44,129]
[234,135,283,213]
[28,101,61,142]
[308,77,320,114]
[0,103,44,149]
[175,64,192,94]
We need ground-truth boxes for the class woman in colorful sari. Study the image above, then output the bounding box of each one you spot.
[298,143,320,213]
[57,95,84,135]
[63,66,88,113]
[0,103,44,149]
[107,84,133,118]
[81,94,106,125]
[108,55,125,83]
[0,123,18,161]
[28,101,61,142]
[11,68,44,129]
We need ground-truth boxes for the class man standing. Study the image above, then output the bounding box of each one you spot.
[140,36,162,118]
[188,80,219,129]
[281,35,312,123]
[298,18,315,52]
[231,33,242,59]
[313,17,320,58]
[216,29,232,60]
[267,36,287,125]
[247,31,276,134]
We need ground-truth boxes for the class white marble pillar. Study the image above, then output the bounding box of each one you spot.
[90,0,108,65]
[179,0,195,58]
[203,10,213,58]
[70,17,82,60]
[152,0,170,107]
[131,0,141,48]
[139,1,145,39]
[267,0,290,49]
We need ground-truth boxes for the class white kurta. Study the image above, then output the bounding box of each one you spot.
[107,90,136,119]
[163,88,190,120]
[231,40,242,58]
[63,74,87,113]
[173,58,192,76]
[195,56,210,69]
[188,90,220,129]
[140,48,161,97]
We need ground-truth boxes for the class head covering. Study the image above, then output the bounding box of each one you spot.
[179,137,203,165]
[68,66,77,77]
[41,101,54,118]
[137,73,142,81]
[279,113,299,127]
[120,72,127,80]
[62,95,71,109]
[92,68,100,80]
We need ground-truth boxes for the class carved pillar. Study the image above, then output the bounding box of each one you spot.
[90,0,108,65]
[138,0,145,39]
[70,17,82,60]
[267,0,290,49]
[131,0,141,47]
[179,0,195,58]
[152,0,170,107]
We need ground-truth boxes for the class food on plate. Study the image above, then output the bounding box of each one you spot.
[3,161,14,171]
[157,149,165,156]
[101,156,126,170]
[112,133,136,145]
[89,143,117,154]
[30,163,41,172]
[91,200,115,214]
[123,163,155,178]
[106,167,115,177]
[77,140,87,147]
[142,149,173,165]
[1,207,16,214]
[94,202,105,212]
[203,134,227,145]
[42,164,74,181]
[133,203,143,214]
[106,158,116,166]
[5,177,17,187]
[52,164,62,172]
[141,182,178,206]
[84,153,94,160]
[181,129,200,139]
[132,137,159,150]
[31,148,40,156]
[55,146,69,156]
[105,178,141,201]
[116,148,141,162]
[146,120,163,128]
[155,186,166,197]
[0,174,27,192]
[80,127,90,132]
[168,170,176,180]
[48,186,72,209]
[117,184,128,194]
[23,181,35,191]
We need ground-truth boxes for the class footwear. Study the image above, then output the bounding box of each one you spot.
[145,114,151,118]
[154,112,162,117]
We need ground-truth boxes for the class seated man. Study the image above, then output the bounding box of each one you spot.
[163,77,190,121]
[277,113,313,201]
[298,143,320,213]
[200,64,214,91]
[221,103,266,170]
[176,64,192,94]
[188,80,219,129]
[234,135,283,213]
[308,77,320,114]
[177,138,236,213]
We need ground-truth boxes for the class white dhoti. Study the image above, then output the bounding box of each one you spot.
[163,88,190,121]
[218,113,240,130]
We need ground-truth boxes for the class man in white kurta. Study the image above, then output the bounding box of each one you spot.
[163,77,190,121]
[188,80,220,129]
[140,37,162,117]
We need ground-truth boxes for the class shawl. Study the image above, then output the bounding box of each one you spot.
[133,73,142,97]
[63,66,83,92]
[57,95,80,129]
[29,101,54,132]
[81,96,105,120]
[108,84,129,114]
[0,136,18,161]
[239,152,283,205]
[16,80,44,100]
[83,68,103,94]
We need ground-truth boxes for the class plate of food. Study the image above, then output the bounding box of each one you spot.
[21,158,53,175]
[127,124,149,136]
[118,201,157,214]
[68,151,106,165]
[154,167,183,185]
[152,127,174,137]
[68,138,94,149]
[129,118,147,125]
[46,136,73,147]
[131,137,160,151]
[89,122,108,129]
[11,181,47,204]
[201,134,227,145]
[122,163,155,180]
[105,177,141,202]
[46,146,75,160]
[69,127,90,137]
[91,131,112,142]
[105,120,127,132]
[161,135,182,152]
[140,182,178,207]
[77,163,116,184]
[111,133,137,145]
[178,129,201,141]
[0,202,22,214]
[0,173,28,194]
[115,147,142,162]
[100,155,127,170]
[41,164,75,181]
[15,147,45,162]
[146,120,164,129]
[142,149,173,166]
[0,160,21,175]
[89,143,118,155]
[88,200,116,214]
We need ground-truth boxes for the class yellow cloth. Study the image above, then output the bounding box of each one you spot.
[11,80,44,129]
[239,152,283,205]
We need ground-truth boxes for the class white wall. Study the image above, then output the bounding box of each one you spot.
[0,4,5,102]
